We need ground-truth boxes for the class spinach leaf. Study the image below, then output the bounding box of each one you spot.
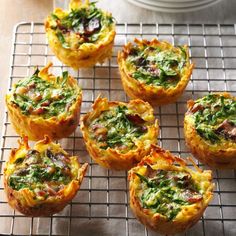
[90,105,147,150]
[51,13,59,21]
[51,2,114,47]
[11,69,78,118]
[61,71,68,86]
[193,94,236,143]
[128,47,184,88]
[56,31,70,49]
[136,170,202,221]
[8,149,72,194]
[135,173,156,188]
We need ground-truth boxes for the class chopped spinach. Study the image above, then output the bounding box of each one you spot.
[50,2,115,48]
[126,45,187,88]
[56,31,70,49]
[136,170,202,220]
[196,126,220,143]
[8,149,72,197]
[89,105,148,151]
[51,13,59,21]
[11,68,79,119]
[191,94,236,143]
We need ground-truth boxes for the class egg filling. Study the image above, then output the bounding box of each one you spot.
[88,105,149,152]
[10,69,79,119]
[49,2,114,49]
[125,44,187,88]
[8,149,73,200]
[136,167,202,220]
[188,94,236,144]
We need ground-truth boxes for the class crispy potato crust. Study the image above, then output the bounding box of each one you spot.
[184,92,236,169]
[45,0,116,69]
[5,62,82,141]
[128,145,214,235]
[80,97,159,170]
[118,38,194,106]
[4,136,88,217]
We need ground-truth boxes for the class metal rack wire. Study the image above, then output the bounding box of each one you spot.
[0,23,236,236]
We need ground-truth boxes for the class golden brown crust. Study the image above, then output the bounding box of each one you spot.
[4,136,88,217]
[45,0,116,69]
[5,62,82,141]
[117,38,194,106]
[128,145,214,235]
[184,92,236,169]
[80,96,159,170]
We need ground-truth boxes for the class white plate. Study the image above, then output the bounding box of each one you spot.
[150,0,214,2]
[127,0,222,12]
[141,0,217,8]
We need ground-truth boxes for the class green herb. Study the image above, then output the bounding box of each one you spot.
[196,126,220,143]
[33,67,40,76]
[192,94,236,143]
[9,176,29,191]
[14,158,24,164]
[127,46,186,88]
[135,173,156,188]
[133,70,178,88]
[177,46,187,69]
[90,105,147,151]
[56,31,70,49]
[8,149,72,196]
[154,51,179,76]
[61,71,69,86]
[50,2,115,48]
[89,33,100,42]
[136,170,202,221]
[51,13,59,21]
[11,68,79,118]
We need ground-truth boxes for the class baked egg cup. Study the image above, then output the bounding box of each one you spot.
[128,145,214,235]
[4,135,88,217]
[45,0,116,69]
[5,62,82,141]
[118,38,194,106]
[184,92,236,169]
[80,96,159,170]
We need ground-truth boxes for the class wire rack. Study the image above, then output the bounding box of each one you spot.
[0,23,236,236]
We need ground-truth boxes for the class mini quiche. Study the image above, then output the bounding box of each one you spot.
[118,38,194,106]
[184,93,236,169]
[4,136,88,216]
[5,62,82,141]
[128,145,213,235]
[45,0,116,69]
[80,97,159,170]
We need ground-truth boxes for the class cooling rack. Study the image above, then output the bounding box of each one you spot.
[0,23,236,236]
